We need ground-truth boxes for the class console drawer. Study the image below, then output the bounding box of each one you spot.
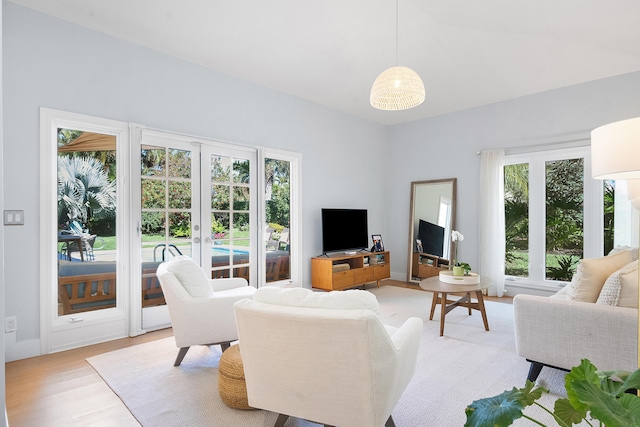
[332,270,355,288]
[354,268,374,284]
[418,263,440,278]
[373,263,390,280]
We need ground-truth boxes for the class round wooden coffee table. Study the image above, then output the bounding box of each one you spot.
[419,275,492,336]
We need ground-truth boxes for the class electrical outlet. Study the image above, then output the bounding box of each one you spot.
[5,317,17,333]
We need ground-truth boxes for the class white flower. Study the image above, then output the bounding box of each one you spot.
[451,230,464,242]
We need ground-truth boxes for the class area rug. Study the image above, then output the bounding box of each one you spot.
[87,286,581,426]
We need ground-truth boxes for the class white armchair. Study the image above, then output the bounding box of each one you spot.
[234,287,423,427]
[156,256,256,366]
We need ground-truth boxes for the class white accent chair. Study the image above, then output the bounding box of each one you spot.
[156,256,256,366]
[234,287,423,427]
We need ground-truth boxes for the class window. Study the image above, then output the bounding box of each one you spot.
[40,108,130,352]
[504,163,529,278]
[58,129,118,313]
[503,146,609,289]
[264,157,291,282]
[261,148,301,286]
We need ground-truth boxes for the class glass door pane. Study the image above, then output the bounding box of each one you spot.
[265,158,291,283]
[208,155,252,280]
[57,129,118,316]
[140,144,196,308]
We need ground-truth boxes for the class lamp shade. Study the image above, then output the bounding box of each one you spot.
[370,66,425,111]
[627,179,640,200]
[591,117,640,180]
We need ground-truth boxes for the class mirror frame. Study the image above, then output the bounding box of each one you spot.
[407,178,457,283]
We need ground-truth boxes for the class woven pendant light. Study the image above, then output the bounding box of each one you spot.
[370,0,425,111]
[370,66,425,110]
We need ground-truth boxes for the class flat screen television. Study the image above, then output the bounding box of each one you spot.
[321,208,369,254]
[418,219,445,258]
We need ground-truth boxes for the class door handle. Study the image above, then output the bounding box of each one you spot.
[204,237,211,243]
[194,237,201,243]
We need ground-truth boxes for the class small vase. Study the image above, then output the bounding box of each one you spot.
[452,266,465,276]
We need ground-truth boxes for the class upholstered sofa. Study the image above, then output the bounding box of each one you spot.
[514,247,639,381]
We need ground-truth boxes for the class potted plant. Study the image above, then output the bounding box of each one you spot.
[451,230,465,276]
[459,262,472,275]
[465,359,640,427]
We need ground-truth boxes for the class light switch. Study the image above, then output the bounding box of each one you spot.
[4,210,24,225]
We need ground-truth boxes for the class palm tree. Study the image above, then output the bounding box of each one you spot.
[57,155,116,229]
[265,158,290,201]
[504,163,528,202]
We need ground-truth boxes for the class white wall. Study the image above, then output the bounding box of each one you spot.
[386,71,640,281]
[1,1,6,424]
[3,3,388,359]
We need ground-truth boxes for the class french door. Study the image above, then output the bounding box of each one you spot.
[42,111,297,352]
[135,129,257,332]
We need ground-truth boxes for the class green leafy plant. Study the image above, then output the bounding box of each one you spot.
[211,218,226,234]
[465,359,640,427]
[459,262,472,275]
[268,223,286,233]
[57,155,116,227]
[546,255,578,281]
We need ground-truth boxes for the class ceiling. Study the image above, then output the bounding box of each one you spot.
[10,0,640,126]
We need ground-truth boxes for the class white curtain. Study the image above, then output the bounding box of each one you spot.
[479,150,506,297]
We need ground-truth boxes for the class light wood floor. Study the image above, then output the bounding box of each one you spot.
[6,328,173,426]
[5,281,511,426]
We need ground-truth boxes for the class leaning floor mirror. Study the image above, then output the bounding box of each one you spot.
[407,178,457,282]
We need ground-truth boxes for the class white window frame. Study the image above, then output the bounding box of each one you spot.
[504,145,603,293]
[40,108,131,353]
[259,147,302,287]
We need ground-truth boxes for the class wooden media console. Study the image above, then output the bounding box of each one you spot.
[311,251,390,291]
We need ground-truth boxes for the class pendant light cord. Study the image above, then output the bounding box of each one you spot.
[395,0,399,66]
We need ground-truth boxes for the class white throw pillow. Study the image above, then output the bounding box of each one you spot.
[566,250,632,303]
[596,260,637,306]
[618,260,638,308]
[254,286,379,312]
[165,256,214,298]
[608,245,639,262]
[596,271,621,306]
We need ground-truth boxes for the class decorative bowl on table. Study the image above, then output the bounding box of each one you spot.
[439,270,480,285]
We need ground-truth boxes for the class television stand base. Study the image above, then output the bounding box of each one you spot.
[311,251,391,291]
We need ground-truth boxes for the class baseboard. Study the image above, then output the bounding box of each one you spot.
[5,335,41,362]
[390,271,406,281]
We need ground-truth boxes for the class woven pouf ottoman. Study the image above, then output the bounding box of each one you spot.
[218,344,253,410]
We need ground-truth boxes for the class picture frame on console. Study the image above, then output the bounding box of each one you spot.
[371,234,384,252]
